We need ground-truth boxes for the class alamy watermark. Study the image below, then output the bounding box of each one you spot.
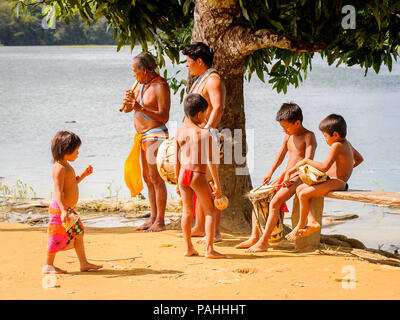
[41,266,57,289]
[341,265,357,289]
[341,5,356,30]
[143,121,255,176]
[26,1,55,30]
[41,4,56,30]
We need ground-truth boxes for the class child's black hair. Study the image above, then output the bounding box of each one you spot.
[275,103,303,124]
[184,93,208,118]
[51,131,81,162]
[319,114,347,138]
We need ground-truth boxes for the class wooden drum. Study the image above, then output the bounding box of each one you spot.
[156,137,213,186]
[247,185,284,246]
[298,164,327,186]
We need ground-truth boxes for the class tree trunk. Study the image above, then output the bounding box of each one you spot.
[192,1,253,234]
[218,72,254,234]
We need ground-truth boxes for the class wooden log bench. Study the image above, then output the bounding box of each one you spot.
[290,190,400,251]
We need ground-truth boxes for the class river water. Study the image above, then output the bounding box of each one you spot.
[0,46,399,251]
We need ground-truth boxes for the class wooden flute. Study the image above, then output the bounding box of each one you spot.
[119,80,139,112]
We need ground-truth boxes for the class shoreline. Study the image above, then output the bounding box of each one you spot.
[1,198,399,254]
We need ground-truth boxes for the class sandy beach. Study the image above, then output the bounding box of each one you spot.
[1,221,399,300]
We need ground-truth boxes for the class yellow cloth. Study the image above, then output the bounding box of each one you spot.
[124,133,144,197]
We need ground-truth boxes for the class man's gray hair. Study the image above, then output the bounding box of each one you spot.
[134,52,157,72]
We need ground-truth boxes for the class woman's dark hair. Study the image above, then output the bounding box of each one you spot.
[319,114,347,138]
[51,131,81,162]
[182,42,214,67]
[184,93,208,118]
[275,103,303,123]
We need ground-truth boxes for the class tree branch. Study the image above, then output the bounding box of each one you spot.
[225,26,325,60]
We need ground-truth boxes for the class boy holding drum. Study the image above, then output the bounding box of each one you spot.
[236,103,317,253]
[175,93,225,259]
[285,114,363,241]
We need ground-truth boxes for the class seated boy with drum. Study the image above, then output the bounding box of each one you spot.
[285,114,363,241]
[175,93,225,259]
[236,103,317,252]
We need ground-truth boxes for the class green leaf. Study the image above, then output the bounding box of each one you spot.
[94,3,107,20]
[387,54,393,72]
[180,88,185,103]
[239,0,250,21]
[113,28,118,43]
[255,66,265,82]
[117,33,127,51]
[183,0,192,16]
[268,19,284,31]
[282,82,288,94]
[372,62,380,74]
[270,61,281,74]
[315,0,321,20]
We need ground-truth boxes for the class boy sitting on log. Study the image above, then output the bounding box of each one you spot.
[285,114,364,241]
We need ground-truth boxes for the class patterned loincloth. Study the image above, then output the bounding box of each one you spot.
[47,200,84,254]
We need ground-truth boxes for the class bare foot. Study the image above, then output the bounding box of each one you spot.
[80,262,103,272]
[196,235,222,244]
[191,227,206,236]
[184,248,199,257]
[176,229,205,238]
[235,237,259,249]
[136,220,153,231]
[205,249,226,259]
[145,221,166,232]
[298,222,321,238]
[42,265,67,274]
[245,240,269,253]
[285,227,301,242]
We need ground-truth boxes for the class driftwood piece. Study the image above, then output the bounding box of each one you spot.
[348,249,400,267]
[320,234,365,249]
[326,214,359,221]
[2,199,182,215]
[77,199,182,213]
[326,190,400,207]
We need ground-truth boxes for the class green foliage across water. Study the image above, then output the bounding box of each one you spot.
[0,0,114,45]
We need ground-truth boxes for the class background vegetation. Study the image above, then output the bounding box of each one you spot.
[0,0,114,45]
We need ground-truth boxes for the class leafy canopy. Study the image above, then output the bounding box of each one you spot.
[10,0,400,94]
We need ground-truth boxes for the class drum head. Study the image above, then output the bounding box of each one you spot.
[156,137,177,185]
[156,137,214,187]
[248,185,276,201]
[298,164,327,185]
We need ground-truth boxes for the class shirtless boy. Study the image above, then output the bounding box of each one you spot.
[180,42,226,243]
[286,114,363,241]
[235,103,317,252]
[175,93,225,259]
[43,131,102,274]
